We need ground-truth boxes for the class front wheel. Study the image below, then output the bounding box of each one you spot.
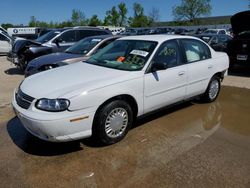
[92,100,133,145]
[202,76,221,102]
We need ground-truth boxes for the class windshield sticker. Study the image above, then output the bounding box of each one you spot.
[116,56,125,62]
[92,39,102,42]
[130,50,149,57]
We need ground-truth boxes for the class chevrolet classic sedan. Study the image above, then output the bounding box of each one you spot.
[12,35,229,145]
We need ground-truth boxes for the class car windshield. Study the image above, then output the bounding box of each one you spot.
[85,40,157,71]
[35,30,61,43]
[65,37,103,55]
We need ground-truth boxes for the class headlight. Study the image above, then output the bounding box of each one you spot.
[36,98,70,112]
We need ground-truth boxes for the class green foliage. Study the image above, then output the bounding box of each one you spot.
[148,7,160,26]
[29,16,37,27]
[88,15,102,26]
[104,3,128,27]
[71,9,87,26]
[1,23,14,29]
[172,0,211,23]
[129,3,151,27]
[118,2,128,27]
[103,6,119,26]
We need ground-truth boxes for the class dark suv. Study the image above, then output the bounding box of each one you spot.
[227,11,250,68]
[7,27,111,70]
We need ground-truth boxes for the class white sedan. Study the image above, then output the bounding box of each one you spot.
[12,35,229,144]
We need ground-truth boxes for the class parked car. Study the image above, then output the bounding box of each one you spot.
[7,28,111,70]
[0,31,13,54]
[227,10,250,68]
[196,34,232,52]
[202,29,228,35]
[25,35,120,76]
[12,35,229,145]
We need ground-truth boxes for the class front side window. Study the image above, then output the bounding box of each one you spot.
[181,39,211,63]
[85,40,157,71]
[58,30,76,43]
[151,40,181,68]
[35,30,61,43]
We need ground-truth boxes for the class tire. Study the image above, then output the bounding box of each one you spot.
[202,76,221,103]
[92,100,133,145]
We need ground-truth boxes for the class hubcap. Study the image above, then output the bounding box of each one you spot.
[209,80,219,100]
[105,108,128,138]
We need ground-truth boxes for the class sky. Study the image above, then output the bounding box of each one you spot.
[0,0,249,25]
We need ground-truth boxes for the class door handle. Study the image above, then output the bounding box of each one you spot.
[208,65,213,69]
[178,71,185,76]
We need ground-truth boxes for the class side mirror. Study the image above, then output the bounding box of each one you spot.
[151,62,168,72]
[54,38,63,46]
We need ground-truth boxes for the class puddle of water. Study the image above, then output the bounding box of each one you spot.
[1,86,250,187]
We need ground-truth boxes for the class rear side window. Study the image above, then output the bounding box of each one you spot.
[181,39,211,63]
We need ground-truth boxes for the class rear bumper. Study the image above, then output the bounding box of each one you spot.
[229,56,250,66]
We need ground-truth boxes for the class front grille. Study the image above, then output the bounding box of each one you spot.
[16,89,35,109]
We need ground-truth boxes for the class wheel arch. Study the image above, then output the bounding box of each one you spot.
[93,94,139,121]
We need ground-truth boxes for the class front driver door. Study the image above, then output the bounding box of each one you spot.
[144,40,187,113]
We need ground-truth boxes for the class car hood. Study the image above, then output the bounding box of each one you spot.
[12,39,42,53]
[231,10,250,35]
[21,62,139,99]
[28,52,83,67]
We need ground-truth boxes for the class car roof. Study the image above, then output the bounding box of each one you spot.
[118,34,199,43]
[84,35,119,40]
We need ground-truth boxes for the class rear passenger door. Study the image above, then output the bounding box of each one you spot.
[144,40,187,113]
[180,39,214,99]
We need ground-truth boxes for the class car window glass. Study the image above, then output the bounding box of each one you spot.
[182,39,211,63]
[0,34,9,42]
[59,30,76,43]
[97,39,116,50]
[86,40,157,71]
[211,36,218,43]
[65,37,102,54]
[219,30,226,34]
[218,36,228,42]
[152,40,180,68]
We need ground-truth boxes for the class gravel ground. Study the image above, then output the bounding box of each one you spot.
[0,56,250,187]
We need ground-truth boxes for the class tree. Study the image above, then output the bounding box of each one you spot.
[29,16,37,27]
[129,3,150,27]
[118,2,128,26]
[71,9,87,26]
[133,3,144,17]
[172,0,211,23]
[1,23,14,30]
[88,15,102,26]
[148,7,160,26]
[103,6,119,26]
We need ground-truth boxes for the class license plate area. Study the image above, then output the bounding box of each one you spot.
[237,55,248,61]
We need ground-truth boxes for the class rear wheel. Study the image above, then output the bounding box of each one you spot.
[202,76,221,102]
[92,100,133,145]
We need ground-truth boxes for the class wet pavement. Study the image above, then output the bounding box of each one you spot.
[0,86,250,188]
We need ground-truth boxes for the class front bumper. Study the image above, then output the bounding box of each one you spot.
[12,94,95,142]
[7,52,20,65]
